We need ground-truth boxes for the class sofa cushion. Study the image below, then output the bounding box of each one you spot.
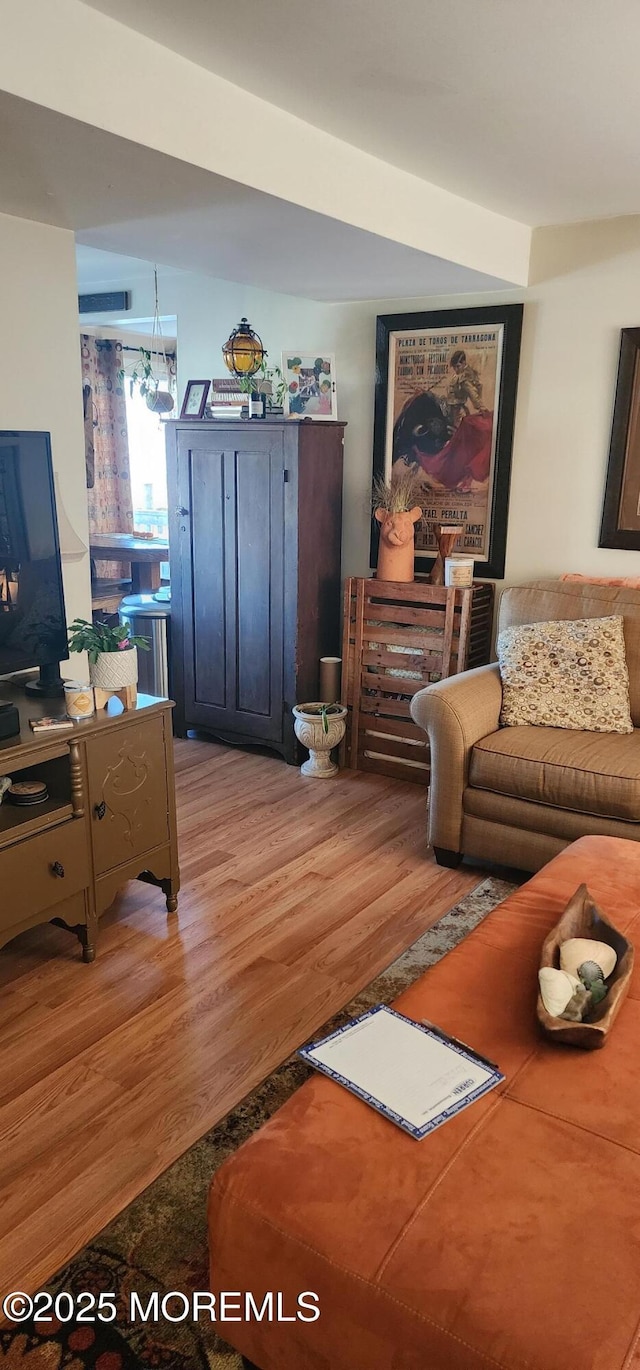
[498,580,640,725]
[497,615,633,733]
[469,724,640,820]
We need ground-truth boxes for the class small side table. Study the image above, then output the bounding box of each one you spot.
[90,534,169,593]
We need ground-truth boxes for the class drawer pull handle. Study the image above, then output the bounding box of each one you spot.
[95,801,106,820]
[50,861,65,878]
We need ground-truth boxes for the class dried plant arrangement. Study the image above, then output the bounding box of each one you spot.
[372,468,425,515]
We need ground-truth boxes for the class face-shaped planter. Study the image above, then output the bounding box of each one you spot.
[374,506,422,582]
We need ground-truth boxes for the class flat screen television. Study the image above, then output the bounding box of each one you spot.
[0,430,68,696]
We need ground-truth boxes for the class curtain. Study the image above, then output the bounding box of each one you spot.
[81,334,133,581]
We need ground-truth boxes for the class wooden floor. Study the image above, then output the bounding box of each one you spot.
[0,737,479,1297]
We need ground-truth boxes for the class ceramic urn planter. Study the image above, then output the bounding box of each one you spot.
[292,703,348,778]
[374,505,422,582]
[89,645,139,692]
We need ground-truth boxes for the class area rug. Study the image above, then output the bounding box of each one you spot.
[0,876,516,1370]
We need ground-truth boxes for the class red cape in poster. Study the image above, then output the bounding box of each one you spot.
[398,409,493,491]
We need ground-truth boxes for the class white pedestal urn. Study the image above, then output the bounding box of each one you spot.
[292,702,348,778]
[89,645,139,692]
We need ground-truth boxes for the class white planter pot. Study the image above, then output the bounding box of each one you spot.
[89,646,138,691]
[292,702,347,778]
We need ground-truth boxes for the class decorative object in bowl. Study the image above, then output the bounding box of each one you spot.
[292,703,348,778]
[537,883,633,1049]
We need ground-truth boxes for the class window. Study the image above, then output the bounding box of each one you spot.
[124,350,176,580]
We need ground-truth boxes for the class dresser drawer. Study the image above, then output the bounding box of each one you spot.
[0,818,89,930]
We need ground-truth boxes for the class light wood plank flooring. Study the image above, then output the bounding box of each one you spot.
[0,738,479,1297]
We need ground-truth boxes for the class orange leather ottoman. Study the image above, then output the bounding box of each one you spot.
[208,836,640,1370]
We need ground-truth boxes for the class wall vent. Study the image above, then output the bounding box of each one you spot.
[79,290,131,314]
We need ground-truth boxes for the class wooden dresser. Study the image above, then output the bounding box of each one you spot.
[0,686,179,963]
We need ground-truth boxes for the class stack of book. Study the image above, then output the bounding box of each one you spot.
[207,378,246,420]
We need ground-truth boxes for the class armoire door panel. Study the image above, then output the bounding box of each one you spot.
[235,449,276,716]
[189,446,226,708]
[176,427,285,741]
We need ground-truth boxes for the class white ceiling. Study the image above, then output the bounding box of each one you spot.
[0,91,511,301]
[83,0,640,226]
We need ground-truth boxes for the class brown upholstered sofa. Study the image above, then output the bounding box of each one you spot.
[410,578,640,872]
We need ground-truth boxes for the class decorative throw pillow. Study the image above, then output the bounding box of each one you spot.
[497,616,633,733]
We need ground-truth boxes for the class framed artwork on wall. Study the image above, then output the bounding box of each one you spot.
[372,304,523,579]
[282,353,337,420]
[600,328,640,549]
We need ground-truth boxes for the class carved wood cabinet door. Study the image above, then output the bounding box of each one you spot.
[87,715,170,876]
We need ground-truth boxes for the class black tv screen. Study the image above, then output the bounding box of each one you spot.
[0,431,68,676]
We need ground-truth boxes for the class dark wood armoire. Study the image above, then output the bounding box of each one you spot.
[165,418,345,762]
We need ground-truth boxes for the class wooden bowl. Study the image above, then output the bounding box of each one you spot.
[537,883,634,1049]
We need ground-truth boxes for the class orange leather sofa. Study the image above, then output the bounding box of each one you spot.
[208,835,640,1370]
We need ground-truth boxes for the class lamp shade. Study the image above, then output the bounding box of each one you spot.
[222,317,265,377]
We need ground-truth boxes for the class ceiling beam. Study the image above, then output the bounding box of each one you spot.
[0,0,531,286]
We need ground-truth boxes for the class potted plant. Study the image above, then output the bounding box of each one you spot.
[292,701,348,778]
[236,361,288,417]
[117,347,174,413]
[372,469,424,582]
[68,618,150,692]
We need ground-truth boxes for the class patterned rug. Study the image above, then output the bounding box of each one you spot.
[1,877,516,1370]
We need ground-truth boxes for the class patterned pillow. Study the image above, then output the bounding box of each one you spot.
[497,616,633,733]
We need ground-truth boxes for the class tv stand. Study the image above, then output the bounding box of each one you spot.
[0,685,180,962]
[24,662,65,699]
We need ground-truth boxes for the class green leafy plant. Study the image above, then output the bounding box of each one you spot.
[236,361,288,410]
[68,618,150,665]
[117,347,159,400]
[300,702,343,734]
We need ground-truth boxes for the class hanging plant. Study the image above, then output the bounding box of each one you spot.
[117,267,175,413]
[119,346,157,399]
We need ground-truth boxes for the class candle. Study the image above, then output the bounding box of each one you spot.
[319,657,342,702]
[444,557,474,588]
[64,681,95,720]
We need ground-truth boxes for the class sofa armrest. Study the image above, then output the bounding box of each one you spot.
[410,663,503,854]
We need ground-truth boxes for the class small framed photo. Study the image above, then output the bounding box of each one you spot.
[282,353,337,420]
[180,379,210,419]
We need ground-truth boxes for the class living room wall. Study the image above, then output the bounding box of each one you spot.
[0,211,91,644]
[335,216,640,586]
[82,214,640,591]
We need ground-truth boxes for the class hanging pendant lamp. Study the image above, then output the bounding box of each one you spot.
[222,317,265,378]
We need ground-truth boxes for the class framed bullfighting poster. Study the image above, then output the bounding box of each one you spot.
[372,304,523,579]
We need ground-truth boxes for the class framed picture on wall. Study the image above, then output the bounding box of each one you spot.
[600,328,640,549]
[282,352,337,420]
[372,304,523,579]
